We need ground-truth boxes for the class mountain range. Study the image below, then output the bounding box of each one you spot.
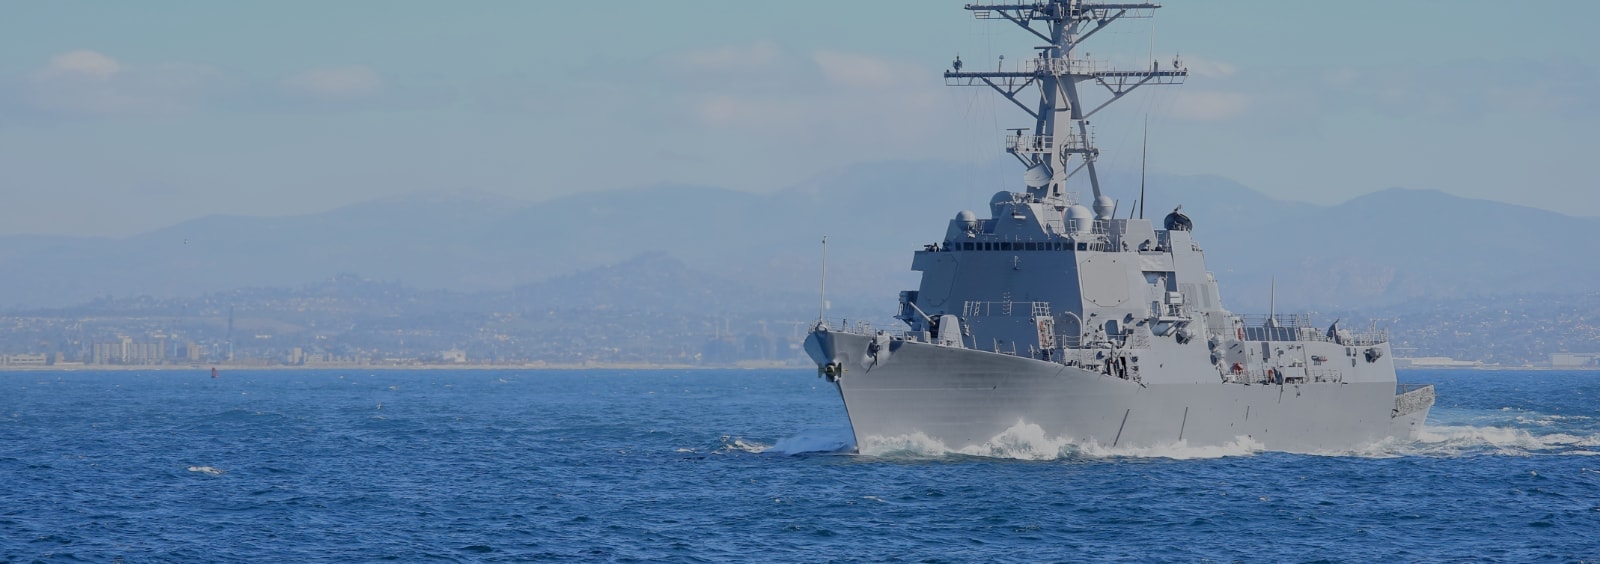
[4,160,1598,315]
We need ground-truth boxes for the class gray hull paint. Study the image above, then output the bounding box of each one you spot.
[802,1,1434,454]
[816,331,1428,454]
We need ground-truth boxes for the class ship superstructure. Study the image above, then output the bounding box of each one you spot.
[803,1,1433,453]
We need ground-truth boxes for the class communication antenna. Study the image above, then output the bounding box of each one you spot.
[1139,114,1148,220]
[1269,276,1277,325]
[817,236,829,326]
[945,3,1187,213]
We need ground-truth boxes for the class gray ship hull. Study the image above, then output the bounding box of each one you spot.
[797,0,1435,456]
[808,330,1430,454]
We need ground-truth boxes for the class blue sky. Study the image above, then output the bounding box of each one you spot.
[2,1,1596,236]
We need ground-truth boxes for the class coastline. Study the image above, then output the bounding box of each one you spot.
[0,363,1591,373]
[0,361,807,373]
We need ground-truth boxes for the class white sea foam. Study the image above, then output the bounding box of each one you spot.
[1415,424,1599,454]
[770,425,855,455]
[857,421,1264,461]
[853,418,1600,460]
[1513,414,1592,427]
[187,466,223,476]
[716,435,771,454]
[1307,424,1600,458]
[1075,435,1267,460]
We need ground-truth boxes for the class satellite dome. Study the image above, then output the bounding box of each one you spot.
[953,209,979,230]
[1023,165,1051,189]
[989,191,1014,216]
[1093,194,1115,220]
[1066,204,1094,234]
[1164,205,1193,231]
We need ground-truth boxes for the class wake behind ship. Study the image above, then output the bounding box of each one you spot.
[803,1,1433,454]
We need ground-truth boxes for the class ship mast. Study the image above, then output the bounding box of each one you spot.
[946,1,1186,220]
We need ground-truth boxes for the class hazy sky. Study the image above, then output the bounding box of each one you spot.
[3,1,1596,236]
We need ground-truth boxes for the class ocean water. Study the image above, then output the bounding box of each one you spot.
[1,368,1597,562]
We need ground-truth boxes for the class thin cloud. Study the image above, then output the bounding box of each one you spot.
[1161,90,1250,121]
[680,48,956,165]
[1178,55,1237,79]
[671,41,782,72]
[284,66,384,99]
[41,50,123,80]
[23,50,218,116]
[812,50,920,89]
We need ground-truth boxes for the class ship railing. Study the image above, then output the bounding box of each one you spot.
[819,319,878,336]
[1343,330,1390,346]
[1005,134,1052,155]
[1307,368,1344,384]
[1397,383,1431,395]
[1028,57,1108,75]
[1056,330,1149,352]
[1026,56,1167,77]
[1064,228,1115,251]
[1161,302,1200,319]
[1060,347,1103,368]
[949,236,1082,252]
[963,300,1051,318]
[1239,313,1312,328]
[1006,132,1092,156]
[1234,314,1389,345]
[1238,314,1309,342]
[821,317,1001,348]
[1226,367,1340,386]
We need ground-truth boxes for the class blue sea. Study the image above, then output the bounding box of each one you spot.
[2,369,1597,561]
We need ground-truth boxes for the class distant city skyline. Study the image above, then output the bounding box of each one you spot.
[3,1,1596,236]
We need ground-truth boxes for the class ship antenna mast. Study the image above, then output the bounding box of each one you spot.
[817,235,828,327]
[1139,114,1148,220]
[946,1,1186,219]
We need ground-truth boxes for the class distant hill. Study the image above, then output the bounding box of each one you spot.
[1189,186,1600,311]
[2,161,1598,315]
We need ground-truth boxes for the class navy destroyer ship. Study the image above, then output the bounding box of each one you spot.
[804,1,1434,453]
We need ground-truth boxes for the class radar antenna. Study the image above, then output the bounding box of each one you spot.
[946,2,1186,218]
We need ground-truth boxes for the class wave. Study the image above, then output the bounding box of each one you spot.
[713,436,772,455]
[757,406,1600,461]
[1297,423,1600,458]
[187,466,223,476]
[770,425,855,455]
[858,420,1600,460]
[710,426,857,456]
[1405,424,1599,456]
[857,422,1265,461]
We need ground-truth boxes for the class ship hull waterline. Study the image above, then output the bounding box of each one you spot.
[807,329,1429,455]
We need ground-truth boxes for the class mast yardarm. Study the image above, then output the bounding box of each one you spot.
[945,1,1186,219]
